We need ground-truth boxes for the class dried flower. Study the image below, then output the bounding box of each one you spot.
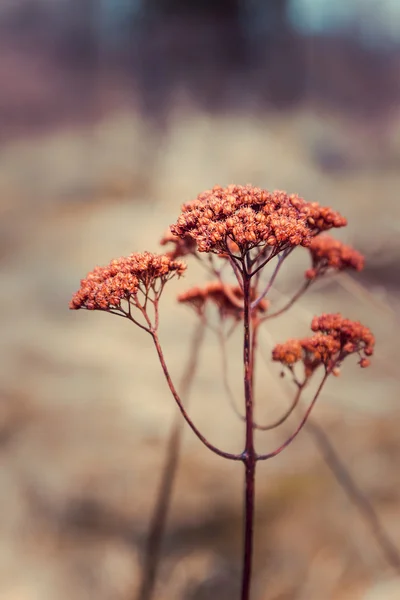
[171,184,347,256]
[311,313,375,358]
[272,339,303,366]
[273,313,374,377]
[178,281,268,320]
[70,252,186,311]
[305,235,364,280]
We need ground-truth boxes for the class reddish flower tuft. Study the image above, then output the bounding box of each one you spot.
[272,339,303,366]
[305,235,364,280]
[178,281,268,320]
[311,313,375,358]
[170,184,346,255]
[70,252,186,311]
[273,313,374,377]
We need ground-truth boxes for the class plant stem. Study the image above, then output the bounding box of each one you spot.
[241,271,256,600]
[151,332,240,461]
[137,321,205,600]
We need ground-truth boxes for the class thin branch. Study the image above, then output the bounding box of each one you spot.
[227,255,244,289]
[151,332,241,461]
[126,312,152,333]
[257,371,329,461]
[218,326,244,420]
[137,321,206,600]
[264,280,311,321]
[250,246,286,278]
[220,331,305,432]
[252,384,305,431]
[251,249,292,309]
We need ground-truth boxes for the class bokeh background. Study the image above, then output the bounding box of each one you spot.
[1,1,400,599]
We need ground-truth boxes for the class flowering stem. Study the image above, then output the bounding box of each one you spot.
[241,270,256,600]
[151,332,241,461]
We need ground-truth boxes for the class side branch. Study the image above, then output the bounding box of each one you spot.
[264,280,311,321]
[151,333,241,461]
[257,372,328,461]
[253,384,304,431]
[220,326,305,432]
[251,249,292,309]
[137,321,206,600]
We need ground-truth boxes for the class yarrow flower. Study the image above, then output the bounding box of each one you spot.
[178,281,268,320]
[171,184,347,255]
[311,313,375,360]
[272,313,374,377]
[70,252,186,311]
[305,235,364,280]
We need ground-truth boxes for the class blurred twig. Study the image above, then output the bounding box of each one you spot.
[306,419,400,573]
[136,320,205,600]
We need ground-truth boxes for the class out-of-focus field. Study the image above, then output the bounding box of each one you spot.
[1,45,400,600]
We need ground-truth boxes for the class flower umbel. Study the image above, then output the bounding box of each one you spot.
[171,184,347,256]
[273,313,374,378]
[70,252,186,312]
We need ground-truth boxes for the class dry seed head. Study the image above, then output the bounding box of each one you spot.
[70,252,186,311]
[170,184,346,255]
[273,313,374,377]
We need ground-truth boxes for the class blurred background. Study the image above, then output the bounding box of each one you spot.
[1,1,400,599]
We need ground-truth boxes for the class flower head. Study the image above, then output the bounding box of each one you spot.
[171,184,347,255]
[178,281,268,321]
[305,235,364,280]
[311,313,375,358]
[273,313,374,378]
[70,252,186,311]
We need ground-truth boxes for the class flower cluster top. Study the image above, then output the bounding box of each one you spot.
[70,252,186,311]
[272,313,374,377]
[306,235,364,280]
[171,184,347,255]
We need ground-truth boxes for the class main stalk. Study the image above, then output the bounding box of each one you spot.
[241,271,256,600]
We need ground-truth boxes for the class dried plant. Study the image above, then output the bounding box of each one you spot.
[71,184,378,600]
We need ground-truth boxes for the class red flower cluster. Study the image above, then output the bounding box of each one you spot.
[272,313,374,377]
[305,235,364,280]
[178,281,268,320]
[171,184,347,255]
[311,313,374,361]
[70,252,186,311]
